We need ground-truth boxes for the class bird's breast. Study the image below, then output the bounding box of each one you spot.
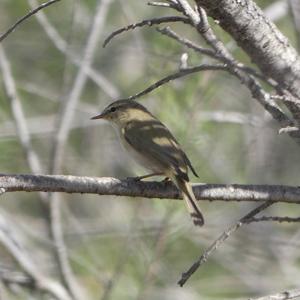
[118,127,163,173]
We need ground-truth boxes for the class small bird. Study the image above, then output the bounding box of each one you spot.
[91,100,204,226]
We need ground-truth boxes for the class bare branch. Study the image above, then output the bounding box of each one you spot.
[156,26,269,83]
[249,287,300,300]
[48,1,113,298]
[1,174,300,204]
[156,26,217,58]
[0,46,75,300]
[0,46,43,174]
[171,1,300,142]
[52,0,112,173]
[177,201,273,286]
[195,0,300,122]
[0,0,61,42]
[0,266,34,288]
[247,216,300,223]
[118,63,228,101]
[103,16,191,47]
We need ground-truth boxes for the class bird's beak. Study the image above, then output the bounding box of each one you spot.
[90,113,105,120]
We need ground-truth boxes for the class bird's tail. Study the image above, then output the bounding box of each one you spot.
[175,176,204,227]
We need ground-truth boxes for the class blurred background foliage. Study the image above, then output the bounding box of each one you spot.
[0,0,300,299]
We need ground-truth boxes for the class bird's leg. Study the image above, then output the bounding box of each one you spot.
[126,172,164,181]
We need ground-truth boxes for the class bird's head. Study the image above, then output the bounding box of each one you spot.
[91,100,152,126]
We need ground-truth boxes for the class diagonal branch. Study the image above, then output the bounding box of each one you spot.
[0,0,61,42]
[173,1,300,142]
[48,1,113,298]
[27,0,119,99]
[0,211,71,300]
[177,201,273,286]
[195,0,300,123]
[0,46,42,175]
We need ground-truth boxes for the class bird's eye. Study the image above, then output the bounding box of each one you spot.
[110,107,116,112]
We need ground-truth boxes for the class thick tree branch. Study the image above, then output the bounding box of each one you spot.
[195,0,300,106]
[1,174,300,204]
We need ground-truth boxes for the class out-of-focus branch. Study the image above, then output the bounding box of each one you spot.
[0,212,71,300]
[264,0,288,22]
[27,0,119,99]
[0,0,61,42]
[0,42,75,300]
[250,287,300,300]
[48,1,113,299]
[0,47,43,175]
[1,174,300,204]
[52,0,112,172]
[0,266,34,288]
[0,45,52,207]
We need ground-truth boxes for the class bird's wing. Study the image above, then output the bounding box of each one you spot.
[124,120,189,180]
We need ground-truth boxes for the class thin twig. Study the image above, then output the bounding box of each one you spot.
[1,174,300,204]
[0,0,61,42]
[156,26,218,58]
[103,16,191,47]
[247,216,300,223]
[177,201,273,286]
[249,287,300,300]
[118,63,228,101]
[157,26,268,82]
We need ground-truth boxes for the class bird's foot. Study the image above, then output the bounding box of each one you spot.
[161,177,171,183]
[126,173,163,182]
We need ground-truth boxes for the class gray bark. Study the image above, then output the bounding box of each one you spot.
[196,0,300,100]
[1,174,300,204]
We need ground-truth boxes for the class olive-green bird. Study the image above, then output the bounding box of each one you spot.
[91,100,204,226]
